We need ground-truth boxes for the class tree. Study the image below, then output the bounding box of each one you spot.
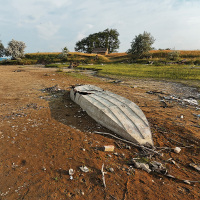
[6,39,26,59]
[128,31,155,58]
[0,40,5,57]
[59,46,69,61]
[75,28,120,53]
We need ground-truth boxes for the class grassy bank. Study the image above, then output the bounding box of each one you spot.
[77,64,200,81]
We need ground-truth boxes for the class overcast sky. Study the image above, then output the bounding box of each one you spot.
[0,0,200,53]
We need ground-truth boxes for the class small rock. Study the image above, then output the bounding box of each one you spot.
[125,145,131,150]
[174,147,181,153]
[180,115,184,119]
[42,166,46,171]
[80,166,89,173]
[131,160,151,173]
[121,153,125,158]
[109,168,114,173]
[69,168,74,176]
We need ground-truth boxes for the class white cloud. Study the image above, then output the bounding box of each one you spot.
[36,22,60,40]
[76,24,94,41]
[1,0,200,52]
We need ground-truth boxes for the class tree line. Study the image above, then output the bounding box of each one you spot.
[0,29,155,60]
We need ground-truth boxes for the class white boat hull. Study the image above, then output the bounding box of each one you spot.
[70,85,154,147]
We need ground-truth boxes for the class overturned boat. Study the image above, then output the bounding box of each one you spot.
[70,85,154,147]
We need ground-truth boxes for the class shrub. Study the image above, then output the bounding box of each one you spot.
[194,59,200,65]
[0,59,37,65]
[167,51,180,61]
[45,64,60,68]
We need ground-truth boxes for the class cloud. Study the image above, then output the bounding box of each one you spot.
[36,22,60,40]
[1,0,200,52]
[76,24,94,41]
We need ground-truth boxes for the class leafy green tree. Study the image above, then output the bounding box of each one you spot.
[128,31,155,58]
[6,39,26,59]
[0,40,5,57]
[75,28,120,53]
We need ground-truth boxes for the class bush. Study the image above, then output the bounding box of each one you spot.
[153,60,166,66]
[45,64,60,68]
[0,59,37,65]
[194,59,200,65]
[167,51,180,61]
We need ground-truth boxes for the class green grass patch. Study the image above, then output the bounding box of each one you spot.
[77,64,200,81]
[45,63,69,68]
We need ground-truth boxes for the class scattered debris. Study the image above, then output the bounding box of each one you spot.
[193,113,200,118]
[69,168,74,180]
[130,159,151,173]
[109,168,114,173]
[150,161,168,174]
[183,98,198,106]
[42,166,47,171]
[80,166,89,173]
[180,114,184,119]
[167,158,180,168]
[125,145,131,150]
[189,163,200,172]
[13,69,24,72]
[160,99,168,108]
[166,95,198,107]
[95,131,161,156]
[174,147,181,153]
[111,80,123,84]
[69,168,75,176]
[183,180,191,185]
[101,163,107,188]
[146,90,166,95]
[104,145,115,152]
[42,85,61,93]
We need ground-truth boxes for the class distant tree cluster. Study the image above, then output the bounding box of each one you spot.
[75,28,120,53]
[74,29,156,59]
[0,39,26,59]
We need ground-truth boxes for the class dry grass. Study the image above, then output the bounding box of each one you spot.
[150,50,200,58]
